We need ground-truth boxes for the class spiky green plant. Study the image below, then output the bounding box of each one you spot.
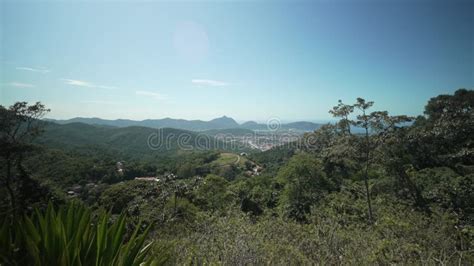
[0,202,167,265]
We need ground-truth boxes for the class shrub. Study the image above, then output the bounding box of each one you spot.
[0,202,167,265]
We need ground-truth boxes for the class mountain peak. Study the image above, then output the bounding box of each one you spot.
[209,116,239,128]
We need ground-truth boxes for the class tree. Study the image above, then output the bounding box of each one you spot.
[177,162,197,179]
[329,99,354,134]
[307,123,359,181]
[407,167,474,222]
[277,153,335,221]
[410,88,474,167]
[0,102,50,212]
[379,128,428,209]
[329,98,412,223]
[194,174,234,211]
[352,98,376,222]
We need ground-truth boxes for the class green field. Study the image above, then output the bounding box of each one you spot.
[211,152,249,168]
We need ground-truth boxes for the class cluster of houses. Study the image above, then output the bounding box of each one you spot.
[67,157,264,197]
[134,172,177,182]
[245,165,263,177]
[67,182,97,197]
[116,161,125,175]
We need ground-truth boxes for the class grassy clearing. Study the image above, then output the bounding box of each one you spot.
[212,153,248,168]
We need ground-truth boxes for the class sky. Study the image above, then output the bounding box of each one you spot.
[1,0,472,122]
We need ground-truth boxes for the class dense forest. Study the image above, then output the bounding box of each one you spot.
[1,88,473,264]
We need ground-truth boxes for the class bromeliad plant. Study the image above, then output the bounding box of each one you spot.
[0,202,165,265]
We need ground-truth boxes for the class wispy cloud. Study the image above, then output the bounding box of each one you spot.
[7,82,35,88]
[81,100,121,105]
[136,90,168,101]
[16,67,50,74]
[61,79,117,90]
[192,79,229,87]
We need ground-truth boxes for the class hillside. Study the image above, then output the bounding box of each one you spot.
[45,116,240,131]
[46,116,322,132]
[35,122,240,157]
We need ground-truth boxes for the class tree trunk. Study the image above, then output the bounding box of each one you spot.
[363,156,373,223]
[364,127,374,223]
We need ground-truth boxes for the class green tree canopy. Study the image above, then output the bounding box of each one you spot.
[277,153,336,221]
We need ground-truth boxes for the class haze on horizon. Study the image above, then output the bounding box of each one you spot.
[0,0,472,122]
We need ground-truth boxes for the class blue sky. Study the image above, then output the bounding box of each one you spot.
[1,0,472,122]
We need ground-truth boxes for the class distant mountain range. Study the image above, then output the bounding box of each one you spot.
[45,116,322,132]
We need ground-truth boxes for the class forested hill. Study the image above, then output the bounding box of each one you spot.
[45,116,322,132]
[44,116,240,131]
[35,122,238,157]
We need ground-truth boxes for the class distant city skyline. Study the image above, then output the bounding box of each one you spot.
[1,0,472,121]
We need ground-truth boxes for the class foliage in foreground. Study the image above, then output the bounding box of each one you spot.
[0,202,167,266]
[158,195,474,265]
